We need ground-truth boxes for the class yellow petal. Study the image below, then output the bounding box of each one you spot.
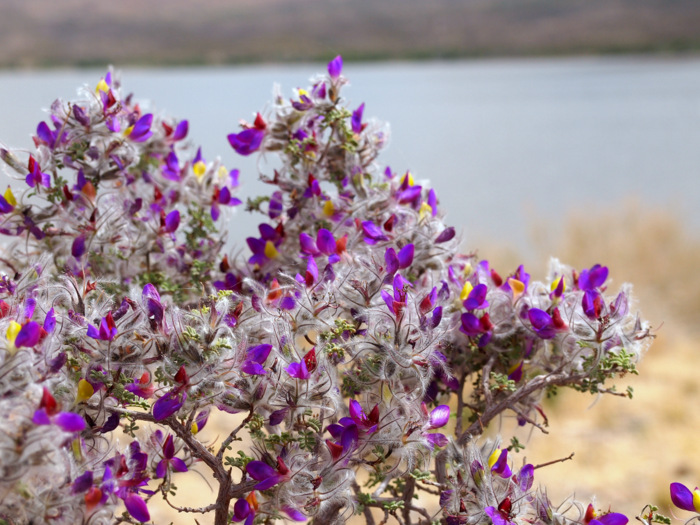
[419,201,432,220]
[401,172,415,186]
[72,438,83,461]
[96,79,109,93]
[4,186,16,207]
[123,125,134,137]
[298,88,309,98]
[508,278,525,301]
[6,320,21,345]
[463,263,473,277]
[191,421,199,434]
[217,166,228,179]
[264,240,279,259]
[550,276,566,293]
[488,448,501,469]
[76,379,94,403]
[323,200,335,216]
[460,281,474,302]
[693,490,700,513]
[193,161,207,178]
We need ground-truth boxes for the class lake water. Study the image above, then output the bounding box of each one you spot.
[1,56,699,260]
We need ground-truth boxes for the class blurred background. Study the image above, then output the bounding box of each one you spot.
[1,0,700,522]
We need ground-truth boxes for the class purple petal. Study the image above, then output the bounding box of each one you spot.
[32,408,51,426]
[340,424,359,452]
[397,244,414,268]
[54,411,86,432]
[73,105,90,126]
[528,308,556,339]
[241,361,267,375]
[172,120,189,141]
[170,457,188,473]
[351,103,365,134]
[425,433,448,448]
[72,471,93,493]
[72,235,86,258]
[598,513,629,525]
[234,499,251,521]
[37,121,55,147]
[428,405,450,429]
[43,308,56,333]
[129,114,154,142]
[0,195,13,214]
[247,344,273,364]
[300,233,319,255]
[164,210,180,233]
[348,400,365,424]
[671,483,696,512]
[283,506,307,522]
[316,229,336,255]
[384,248,399,275]
[155,459,168,479]
[269,408,288,426]
[361,220,388,242]
[124,493,150,523]
[485,507,508,525]
[280,296,296,310]
[228,128,264,156]
[435,227,455,243]
[286,360,310,380]
[246,460,278,481]
[464,283,489,310]
[518,464,534,491]
[152,390,186,420]
[328,55,343,78]
[381,289,395,314]
[15,321,41,348]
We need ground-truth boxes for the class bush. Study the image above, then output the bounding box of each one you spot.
[0,57,674,525]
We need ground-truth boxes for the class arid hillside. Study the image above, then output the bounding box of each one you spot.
[2,0,700,67]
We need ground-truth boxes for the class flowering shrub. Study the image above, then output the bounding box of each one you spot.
[0,56,667,525]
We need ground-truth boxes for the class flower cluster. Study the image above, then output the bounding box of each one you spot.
[0,57,659,525]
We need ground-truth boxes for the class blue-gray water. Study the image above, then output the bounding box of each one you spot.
[1,56,699,260]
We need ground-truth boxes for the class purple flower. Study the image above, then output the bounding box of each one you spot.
[435,227,456,243]
[155,434,188,478]
[86,312,117,341]
[14,321,41,348]
[361,220,388,244]
[242,344,273,375]
[670,482,700,512]
[328,55,343,78]
[71,235,86,258]
[163,209,180,234]
[463,283,489,310]
[246,457,289,491]
[285,359,311,380]
[527,308,559,339]
[489,448,512,478]
[351,103,365,134]
[228,128,265,156]
[127,113,154,142]
[152,389,187,420]
[32,387,86,432]
[579,264,608,291]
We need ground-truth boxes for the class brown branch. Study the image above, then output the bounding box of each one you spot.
[216,408,254,461]
[532,452,575,470]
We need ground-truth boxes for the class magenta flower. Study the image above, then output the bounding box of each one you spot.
[242,344,273,375]
[422,404,450,448]
[87,311,117,341]
[155,434,188,478]
[127,113,154,142]
[228,128,265,156]
[32,387,86,432]
[246,456,290,490]
[328,55,343,78]
[463,283,489,310]
[351,103,365,134]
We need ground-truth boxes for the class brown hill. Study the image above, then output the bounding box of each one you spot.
[2,0,700,68]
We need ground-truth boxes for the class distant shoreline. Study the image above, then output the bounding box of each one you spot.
[3,47,700,71]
